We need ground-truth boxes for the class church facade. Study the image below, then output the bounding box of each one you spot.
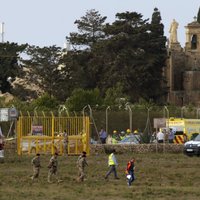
[165,18,200,106]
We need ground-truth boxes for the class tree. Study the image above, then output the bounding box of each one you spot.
[96,10,167,102]
[22,45,66,100]
[66,9,107,50]
[59,50,90,95]
[148,8,167,101]
[64,9,167,104]
[97,11,151,100]
[65,88,103,111]
[65,9,108,90]
[104,82,129,107]
[197,7,200,23]
[31,93,59,111]
[0,42,27,93]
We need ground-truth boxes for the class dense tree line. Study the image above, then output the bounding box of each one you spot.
[0,42,27,93]
[0,8,167,111]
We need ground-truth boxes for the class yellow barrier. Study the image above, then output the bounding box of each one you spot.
[17,114,90,156]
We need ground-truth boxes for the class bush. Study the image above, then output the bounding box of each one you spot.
[104,82,129,107]
[31,93,59,111]
[66,88,103,111]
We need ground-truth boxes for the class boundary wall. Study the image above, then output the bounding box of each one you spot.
[90,144,184,154]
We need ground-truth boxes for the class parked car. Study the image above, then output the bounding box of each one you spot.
[118,135,140,144]
[183,134,200,156]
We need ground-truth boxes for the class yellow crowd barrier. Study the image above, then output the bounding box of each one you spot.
[17,113,90,156]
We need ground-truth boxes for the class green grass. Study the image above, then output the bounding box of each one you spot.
[0,152,199,200]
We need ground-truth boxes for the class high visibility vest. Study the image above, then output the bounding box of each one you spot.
[120,136,125,141]
[108,153,115,165]
[112,136,118,144]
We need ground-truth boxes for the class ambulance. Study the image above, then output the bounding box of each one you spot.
[166,118,200,144]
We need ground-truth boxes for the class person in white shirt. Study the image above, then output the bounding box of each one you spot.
[156,131,164,143]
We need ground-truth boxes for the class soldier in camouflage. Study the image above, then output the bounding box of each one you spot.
[47,152,61,183]
[77,151,88,182]
[31,153,41,181]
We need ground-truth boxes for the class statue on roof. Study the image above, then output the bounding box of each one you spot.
[169,19,179,43]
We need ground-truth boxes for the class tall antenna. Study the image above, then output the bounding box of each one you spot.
[0,22,5,43]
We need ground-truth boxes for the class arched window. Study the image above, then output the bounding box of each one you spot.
[191,34,197,49]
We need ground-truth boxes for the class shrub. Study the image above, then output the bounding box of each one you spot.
[31,93,59,111]
[66,88,103,111]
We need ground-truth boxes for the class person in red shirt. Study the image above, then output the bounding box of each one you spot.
[125,158,135,186]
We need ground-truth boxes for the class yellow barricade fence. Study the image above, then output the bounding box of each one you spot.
[17,114,90,156]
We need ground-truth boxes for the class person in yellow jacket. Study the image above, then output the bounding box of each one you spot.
[119,131,126,141]
[105,149,119,179]
[112,130,119,144]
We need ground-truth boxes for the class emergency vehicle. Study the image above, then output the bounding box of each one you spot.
[165,118,200,144]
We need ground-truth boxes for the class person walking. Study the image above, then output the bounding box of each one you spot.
[105,149,119,180]
[125,158,135,186]
[99,128,107,144]
[77,151,88,182]
[47,152,61,183]
[31,153,41,181]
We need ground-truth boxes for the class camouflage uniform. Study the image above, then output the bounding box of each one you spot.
[31,154,41,180]
[48,154,58,183]
[77,153,88,182]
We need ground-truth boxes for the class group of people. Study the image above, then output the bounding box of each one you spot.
[31,149,136,187]
[31,151,88,183]
[31,152,62,183]
[111,130,126,144]
[99,128,136,144]
[105,149,136,186]
[155,128,176,143]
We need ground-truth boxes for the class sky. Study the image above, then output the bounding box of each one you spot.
[0,0,199,48]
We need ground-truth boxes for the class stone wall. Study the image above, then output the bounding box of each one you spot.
[4,141,184,155]
[90,144,184,155]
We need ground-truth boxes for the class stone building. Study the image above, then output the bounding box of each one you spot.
[166,18,200,106]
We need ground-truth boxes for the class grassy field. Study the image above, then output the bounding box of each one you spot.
[0,151,199,200]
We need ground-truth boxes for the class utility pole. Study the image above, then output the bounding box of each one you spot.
[0,22,5,43]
